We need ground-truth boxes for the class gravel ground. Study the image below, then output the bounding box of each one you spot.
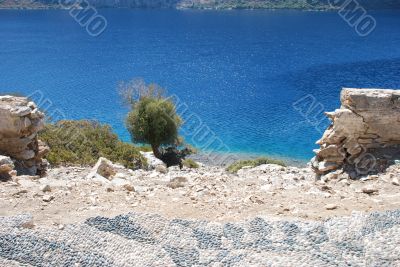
[0,210,399,267]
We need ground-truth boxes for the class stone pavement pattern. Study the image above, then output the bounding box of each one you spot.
[0,210,399,267]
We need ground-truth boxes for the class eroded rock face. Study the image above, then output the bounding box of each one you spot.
[312,88,400,177]
[0,95,49,176]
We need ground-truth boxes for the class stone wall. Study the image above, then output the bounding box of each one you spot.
[312,88,400,178]
[0,96,49,176]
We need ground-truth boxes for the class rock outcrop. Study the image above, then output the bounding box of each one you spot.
[0,95,49,176]
[312,88,400,178]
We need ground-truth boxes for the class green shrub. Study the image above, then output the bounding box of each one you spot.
[137,145,153,152]
[226,157,286,173]
[182,158,199,169]
[39,120,147,170]
[120,79,181,159]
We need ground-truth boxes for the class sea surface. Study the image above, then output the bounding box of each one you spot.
[0,9,399,162]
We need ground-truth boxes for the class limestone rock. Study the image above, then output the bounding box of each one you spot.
[0,155,14,179]
[167,177,188,189]
[318,161,340,173]
[155,164,168,174]
[88,157,117,180]
[111,178,131,187]
[0,95,48,176]
[42,194,54,202]
[312,88,400,177]
[362,186,379,195]
[140,151,166,170]
[40,184,51,193]
[123,184,135,192]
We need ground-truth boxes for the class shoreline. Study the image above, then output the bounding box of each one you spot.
[189,150,309,168]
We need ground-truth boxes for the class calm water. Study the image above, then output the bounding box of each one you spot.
[1,9,400,161]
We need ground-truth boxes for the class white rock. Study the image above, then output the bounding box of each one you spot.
[111,178,131,188]
[140,152,165,170]
[318,161,339,173]
[42,195,54,202]
[91,174,111,185]
[392,178,399,186]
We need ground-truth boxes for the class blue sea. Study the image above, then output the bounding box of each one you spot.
[0,9,399,162]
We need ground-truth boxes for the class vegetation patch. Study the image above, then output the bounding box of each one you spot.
[182,158,199,169]
[40,120,147,170]
[226,157,286,173]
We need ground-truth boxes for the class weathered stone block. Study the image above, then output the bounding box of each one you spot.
[0,95,48,176]
[313,88,400,177]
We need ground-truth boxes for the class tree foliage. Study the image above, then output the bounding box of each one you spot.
[121,79,182,159]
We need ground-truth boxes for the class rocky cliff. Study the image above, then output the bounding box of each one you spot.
[0,96,48,176]
[312,88,400,178]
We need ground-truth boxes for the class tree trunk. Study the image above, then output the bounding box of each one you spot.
[151,144,162,159]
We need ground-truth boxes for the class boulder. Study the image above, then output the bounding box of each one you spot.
[0,95,49,176]
[87,157,117,179]
[312,88,400,177]
[0,155,15,180]
[140,151,166,170]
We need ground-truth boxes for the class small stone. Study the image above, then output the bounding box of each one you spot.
[123,184,135,192]
[58,224,65,230]
[21,220,35,229]
[167,177,188,189]
[324,171,341,181]
[248,195,264,204]
[318,161,339,173]
[42,195,54,202]
[362,186,379,195]
[89,196,97,206]
[155,165,168,174]
[13,189,28,196]
[392,178,400,186]
[40,184,51,192]
[106,186,114,192]
[325,204,338,210]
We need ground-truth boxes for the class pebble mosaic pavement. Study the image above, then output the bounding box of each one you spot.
[0,210,399,266]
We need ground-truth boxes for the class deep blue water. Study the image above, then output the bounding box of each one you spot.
[1,9,399,161]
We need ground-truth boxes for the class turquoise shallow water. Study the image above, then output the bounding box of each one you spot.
[0,9,399,161]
